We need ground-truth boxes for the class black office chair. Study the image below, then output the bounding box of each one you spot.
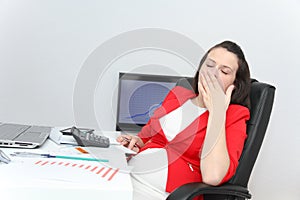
[167,78,276,200]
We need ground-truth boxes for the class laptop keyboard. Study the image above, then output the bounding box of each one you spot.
[0,124,31,140]
[27,126,52,133]
[17,126,52,143]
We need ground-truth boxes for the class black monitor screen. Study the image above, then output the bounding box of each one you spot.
[116,72,191,132]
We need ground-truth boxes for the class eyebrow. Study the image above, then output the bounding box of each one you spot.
[207,58,216,64]
[207,58,233,71]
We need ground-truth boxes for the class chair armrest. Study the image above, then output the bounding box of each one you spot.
[166,182,251,200]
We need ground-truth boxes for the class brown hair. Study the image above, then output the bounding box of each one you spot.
[193,40,251,109]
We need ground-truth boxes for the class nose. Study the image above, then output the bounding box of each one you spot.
[206,65,220,78]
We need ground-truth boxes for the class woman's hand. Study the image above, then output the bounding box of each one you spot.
[116,134,144,153]
[198,71,234,113]
[198,71,233,184]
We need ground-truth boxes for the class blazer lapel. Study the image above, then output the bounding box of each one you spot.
[147,86,204,141]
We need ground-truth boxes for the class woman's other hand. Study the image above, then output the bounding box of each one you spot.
[116,134,144,152]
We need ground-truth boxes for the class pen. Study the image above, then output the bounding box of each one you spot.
[0,150,11,164]
[11,152,109,162]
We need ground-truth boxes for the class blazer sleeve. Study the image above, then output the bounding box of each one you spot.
[137,118,153,144]
[219,104,250,184]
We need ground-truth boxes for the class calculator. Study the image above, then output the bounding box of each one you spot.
[70,127,110,148]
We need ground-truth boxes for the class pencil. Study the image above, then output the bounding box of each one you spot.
[54,155,109,162]
[12,152,109,162]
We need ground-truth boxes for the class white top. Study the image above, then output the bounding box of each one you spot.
[159,99,207,141]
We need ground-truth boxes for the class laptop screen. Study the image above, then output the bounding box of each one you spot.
[116,72,190,133]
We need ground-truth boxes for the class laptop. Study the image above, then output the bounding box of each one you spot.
[0,122,52,148]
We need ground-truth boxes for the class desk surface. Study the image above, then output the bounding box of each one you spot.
[0,137,133,200]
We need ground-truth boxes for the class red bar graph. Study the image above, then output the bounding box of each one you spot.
[34,160,119,181]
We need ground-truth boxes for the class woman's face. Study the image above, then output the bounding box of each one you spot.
[199,47,239,91]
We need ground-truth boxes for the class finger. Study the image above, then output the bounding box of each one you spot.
[198,75,206,95]
[204,71,220,92]
[199,74,210,108]
[203,71,216,89]
[200,73,211,97]
[116,135,126,143]
[207,71,222,90]
[120,135,131,146]
[200,73,209,93]
[225,85,235,105]
[121,140,129,146]
[128,138,138,150]
[132,146,140,153]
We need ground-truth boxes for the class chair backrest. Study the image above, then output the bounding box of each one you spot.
[229,79,275,187]
[176,78,276,187]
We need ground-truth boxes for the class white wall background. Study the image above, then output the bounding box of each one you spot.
[0,0,299,199]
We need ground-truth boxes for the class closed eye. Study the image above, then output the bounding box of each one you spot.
[221,70,229,74]
[206,64,214,68]
[220,65,233,75]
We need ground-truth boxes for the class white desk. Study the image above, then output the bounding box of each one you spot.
[0,135,133,200]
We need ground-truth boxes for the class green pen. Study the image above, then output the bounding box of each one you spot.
[11,152,109,162]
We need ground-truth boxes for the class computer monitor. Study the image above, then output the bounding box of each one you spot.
[116,72,192,133]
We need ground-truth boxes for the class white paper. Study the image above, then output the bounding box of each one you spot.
[0,157,131,188]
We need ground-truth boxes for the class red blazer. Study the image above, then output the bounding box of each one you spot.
[137,86,250,193]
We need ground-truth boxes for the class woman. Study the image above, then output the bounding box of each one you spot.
[117,40,251,200]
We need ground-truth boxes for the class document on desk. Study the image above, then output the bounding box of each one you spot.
[0,156,131,188]
[0,137,134,200]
